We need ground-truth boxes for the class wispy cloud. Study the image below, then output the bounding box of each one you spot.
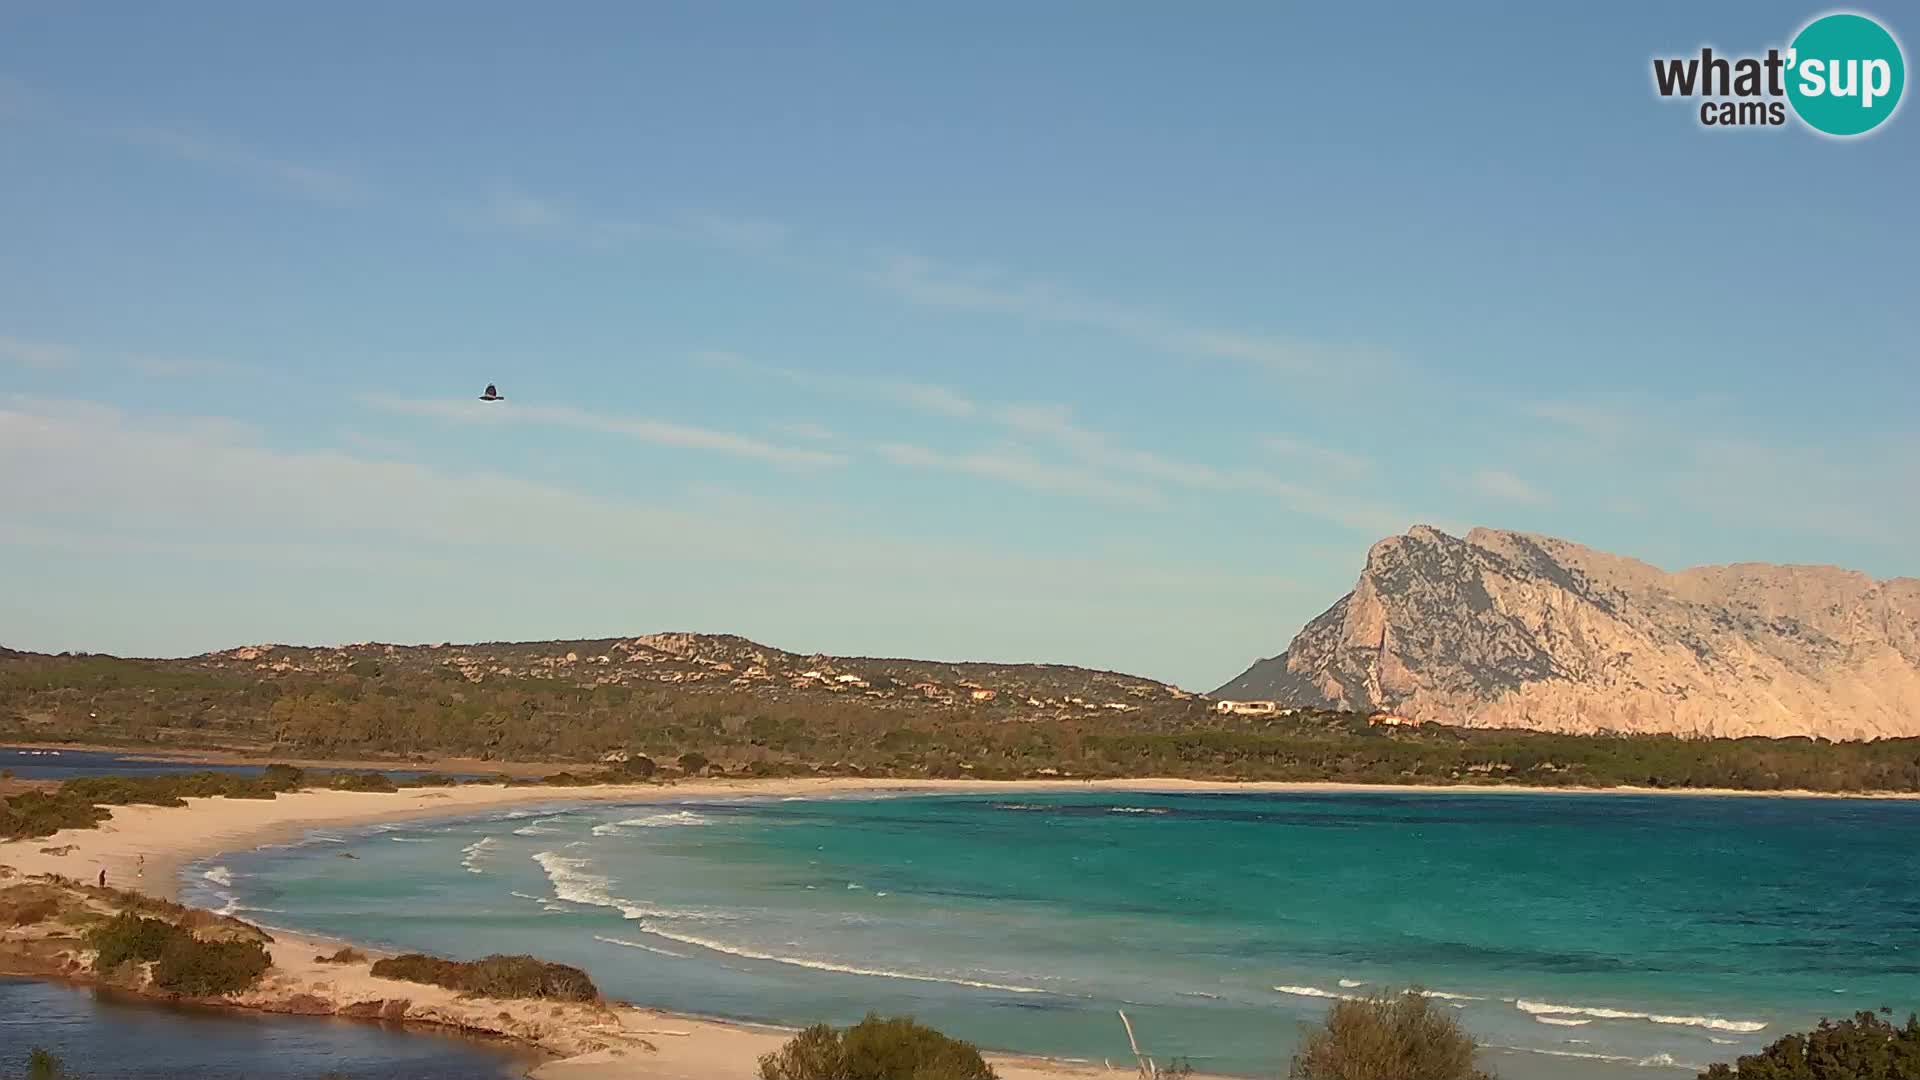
[125,354,256,379]
[362,396,849,469]
[773,421,836,441]
[0,337,73,369]
[871,254,1391,376]
[874,442,1164,508]
[699,350,978,418]
[1470,468,1547,504]
[1524,400,1635,440]
[681,213,790,253]
[1260,436,1374,477]
[116,126,365,204]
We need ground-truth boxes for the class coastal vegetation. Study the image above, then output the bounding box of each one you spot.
[5,648,1920,794]
[1699,1009,1920,1079]
[1289,990,1493,1080]
[89,911,272,995]
[758,1014,997,1080]
[368,952,599,1001]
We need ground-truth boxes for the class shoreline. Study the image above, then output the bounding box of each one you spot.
[6,774,1917,906]
[0,776,1898,1079]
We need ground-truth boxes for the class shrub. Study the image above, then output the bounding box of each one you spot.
[612,755,657,779]
[759,1014,996,1080]
[89,911,271,995]
[5,897,59,926]
[262,763,305,789]
[25,1047,65,1080]
[678,752,710,774]
[316,946,366,964]
[369,952,598,1002]
[326,771,397,793]
[151,935,271,996]
[89,913,179,970]
[1700,1009,1920,1079]
[1289,990,1493,1080]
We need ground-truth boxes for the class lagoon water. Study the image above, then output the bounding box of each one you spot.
[185,791,1920,1078]
[0,977,534,1079]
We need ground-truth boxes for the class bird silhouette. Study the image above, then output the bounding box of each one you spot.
[479,384,504,401]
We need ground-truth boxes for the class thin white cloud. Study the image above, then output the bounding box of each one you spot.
[681,213,790,253]
[875,442,1164,508]
[125,354,256,379]
[0,337,73,369]
[1470,468,1547,504]
[1524,400,1634,440]
[773,421,836,441]
[1261,436,1374,477]
[699,350,978,418]
[872,253,1391,376]
[362,396,849,469]
[116,126,365,204]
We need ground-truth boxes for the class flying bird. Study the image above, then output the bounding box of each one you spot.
[479,384,504,401]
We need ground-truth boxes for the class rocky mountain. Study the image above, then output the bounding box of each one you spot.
[1216,526,1920,740]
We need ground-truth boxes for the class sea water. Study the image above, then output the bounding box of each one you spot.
[183,791,1920,1078]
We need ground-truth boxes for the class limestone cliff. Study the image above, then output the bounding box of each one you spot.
[1215,526,1920,739]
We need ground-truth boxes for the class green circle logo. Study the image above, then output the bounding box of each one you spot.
[1786,13,1905,136]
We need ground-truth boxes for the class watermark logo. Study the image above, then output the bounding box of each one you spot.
[1652,10,1904,136]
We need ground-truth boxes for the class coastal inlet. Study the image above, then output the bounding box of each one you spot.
[186,790,1920,1079]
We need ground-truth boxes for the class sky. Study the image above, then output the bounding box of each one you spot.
[1,2,1915,690]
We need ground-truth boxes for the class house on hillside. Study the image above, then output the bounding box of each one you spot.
[969,688,998,702]
[1215,699,1280,716]
[1368,712,1420,728]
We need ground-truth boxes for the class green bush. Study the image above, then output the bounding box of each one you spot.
[369,952,598,1001]
[151,935,271,995]
[89,911,271,995]
[316,946,366,964]
[1289,990,1493,1080]
[759,1014,996,1080]
[89,913,179,970]
[25,1047,66,1080]
[1700,1009,1920,1079]
[678,751,710,774]
[326,771,397,793]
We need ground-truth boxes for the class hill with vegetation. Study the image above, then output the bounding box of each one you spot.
[3,634,1919,793]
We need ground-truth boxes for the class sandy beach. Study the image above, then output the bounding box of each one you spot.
[3,774,1909,1079]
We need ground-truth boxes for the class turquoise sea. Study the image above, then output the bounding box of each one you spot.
[183,791,1920,1078]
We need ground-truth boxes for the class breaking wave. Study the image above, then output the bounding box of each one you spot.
[590,810,711,836]
[459,836,496,874]
[595,934,689,959]
[632,924,1053,995]
[202,866,234,888]
[1516,999,1766,1033]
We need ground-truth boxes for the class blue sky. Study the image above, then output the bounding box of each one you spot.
[1,2,1914,689]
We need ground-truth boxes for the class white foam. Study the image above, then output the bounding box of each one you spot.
[459,836,497,874]
[530,850,724,922]
[202,866,234,887]
[1516,999,1766,1033]
[1423,990,1486,1002]
[1274,985,1350,1000]
[1710,1038,1737,1045]
[1490,1043,1698,1069]
[595,934,689,959]
[388,837,432,843]
[1535,1017,1591,1027]
[636,925,1052,995]
[1337,979,1366,989]
[591,810,711,836]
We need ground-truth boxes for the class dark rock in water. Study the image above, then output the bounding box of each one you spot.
[337,852,357,859]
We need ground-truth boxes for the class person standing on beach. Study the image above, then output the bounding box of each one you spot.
[137,855,144,878]
[98,868,105,888]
